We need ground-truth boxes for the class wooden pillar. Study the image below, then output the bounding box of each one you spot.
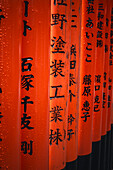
[49,0,70,169]
[0,0,22,169]
[21,0,50,169]
[66,0,81,169]
[92,0,106,170]
[77,0,97,170]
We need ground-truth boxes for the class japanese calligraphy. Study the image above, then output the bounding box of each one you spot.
[68,114,75,126]
[49,129,63,145]
[51,36,66,53]
[21,74,34,91]
[81,101,90,122]
[23,1,32,36]
[21,113,34,129]
[23,20,32,36]
[51,14,67,30]
[21,140,33,155]
[50,85,64,99]
[67,129,74,140]
[50,60,65,77]
[21,0,35,157]
[50,106,63,122]
[71,1,77,28]
[21,96,33,113]
[22,57,33,72]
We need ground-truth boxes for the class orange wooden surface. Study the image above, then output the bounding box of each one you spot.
[109,2,113,127]
[101,0,110,137]
[78,0,97,155]
[0,0,22,169]
[21,0,50,169]
[66,0,80,163]
[107,1,113,131]
[49,0,70,169]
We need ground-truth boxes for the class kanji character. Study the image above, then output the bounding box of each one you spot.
[98,3,104,11]
[21,113,34,130]
[67,129,74,140]
[95,75,101,83]
[87,5,94,14]
[50,85,64,99]
[94,104,100,112]
[97,21,103,30]
[70,60,76,69]
[70,44,76,56]
[51,36,66,53]
[49,129,63,145]
[94,95,100,103]
[21,140,33,155]
[21,74,34,91]
[83,75,91,85]
[81,112,90,122]
[82,100,90,111]
[98,12,104,20]
[71,15,77,28]
[97,40,103,47]
[82,86,91,96]
[69,73,76,86]
[69,90,76,102]
[50,60,64,77]
[97,31,103,38]
[21,96,33,113]
[50,106,63,122]
[51,14,67,29]
[68,114,75,126]
[22,57,33,72]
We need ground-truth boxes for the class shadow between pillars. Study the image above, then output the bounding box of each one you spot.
[77,154,91,170]
[66,159,77,170]
[110,124,113,170]
[100,134,107,170]
[106,130,111,170]
[91,140,101,170]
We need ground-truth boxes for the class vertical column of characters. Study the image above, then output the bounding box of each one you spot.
[100,1,110,170]
[49,0,70,169]
[91,1,106,170]
[0,0,22,169]
[21,1,34,168]
[111,88,113,170]
[110,2,113,170]
[21,0,50,169]
[77,0,97,170]
[107,2,113,170]
[106,2,113,170]
[66,0,81,169]
[108,3,113,131]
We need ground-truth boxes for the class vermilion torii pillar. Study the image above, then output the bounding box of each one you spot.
[21,0,50,169]
[0,0,22,169]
